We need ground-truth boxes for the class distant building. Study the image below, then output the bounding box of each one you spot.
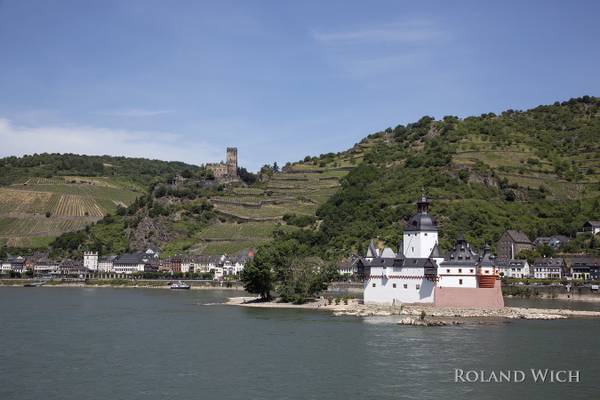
[1,256,25,274]
[496,230,533,260]
[532,257,566,279]
[496,259,530,278]
[338,256,360,276]
[569,257,600,280]
[34,259,60,275]
[582,221,600,235]
[533,235,570,249]
[58,260,87,277]
[206,147,238,179]
[98,256,117,272]
[113,253,157,275]
[83,251,99,271]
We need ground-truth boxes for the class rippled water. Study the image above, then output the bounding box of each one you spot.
[0,287,598,400]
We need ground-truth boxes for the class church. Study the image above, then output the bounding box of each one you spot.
[361,195,504,309]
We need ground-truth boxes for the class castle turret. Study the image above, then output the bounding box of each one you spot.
[226,147,238,177]
[403,195,438,258]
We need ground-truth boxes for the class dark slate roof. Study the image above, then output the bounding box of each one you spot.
[584,220,600,227]
[364,256,435,269]
[114,253,150,265]
[405,213,437,232]
[442,236,478,265]
[429,244,443,258]
[505,230,532,244]
[570,256,600,267]
[533,257,565,267]
[479,245,495,268]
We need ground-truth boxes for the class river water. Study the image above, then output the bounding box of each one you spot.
[0,287,598,400]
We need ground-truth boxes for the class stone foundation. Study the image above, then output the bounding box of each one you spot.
[434,280,504,309]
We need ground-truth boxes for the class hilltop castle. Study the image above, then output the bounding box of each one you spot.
[206,147,238,179]
[361,195,504,309]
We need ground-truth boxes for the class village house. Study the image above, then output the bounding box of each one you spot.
[1,256,25,274]
[496,230,533,260]
[496,259,530,278]
[533,235,570,249]
[338,256,361,276]
[113,253,157,275]
[34,259,60,275]
[582,220,600,235]
[569,256,600,280]
[98,256,117,272]
[532,257,566,279]
[58,260,87,277]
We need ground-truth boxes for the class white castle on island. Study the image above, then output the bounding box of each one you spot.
[361,195,504,309]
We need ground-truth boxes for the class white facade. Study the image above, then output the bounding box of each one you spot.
[437,265,478,288]
[403,231,438,259]
[364,262,436,304]
[113,263,146,275]
[98,259,114,272]
[34,261,60,274]
[498,261,530,278]
[83,252,98,271]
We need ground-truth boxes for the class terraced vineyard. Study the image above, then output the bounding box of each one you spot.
[0,177,140,247]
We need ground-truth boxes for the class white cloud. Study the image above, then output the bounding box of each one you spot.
[0,118,222,165]
[311,21,443,46]
[94,108,174,117]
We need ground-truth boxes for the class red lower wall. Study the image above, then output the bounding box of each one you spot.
[434,280,504,309]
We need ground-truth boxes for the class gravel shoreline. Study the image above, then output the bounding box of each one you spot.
[226,296,600,320]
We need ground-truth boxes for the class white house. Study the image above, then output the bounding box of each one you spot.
[497,260,530,278]
[98,256,117,272]
[34,259,60,275]
[83,251,99,271]
[582,221,600,235]
[112,253,156,275]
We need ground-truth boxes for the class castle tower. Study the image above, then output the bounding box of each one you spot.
[403,195,439,258]
[226,147,238,177]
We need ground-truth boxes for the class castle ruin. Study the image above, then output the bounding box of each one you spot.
[206,147,238,179]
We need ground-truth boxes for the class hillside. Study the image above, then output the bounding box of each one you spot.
[6,96,600,259]
[303,96,600,257]
[0,154,199,248]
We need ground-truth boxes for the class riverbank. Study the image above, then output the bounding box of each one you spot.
[0,279,244,290]
[226,296,600,320]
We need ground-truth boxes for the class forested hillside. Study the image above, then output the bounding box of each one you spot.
[273,96,600,259]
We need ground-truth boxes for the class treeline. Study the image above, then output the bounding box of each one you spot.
[0,153,199,186]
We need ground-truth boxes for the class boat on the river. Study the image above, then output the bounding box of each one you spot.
[23,281,46,287]
[170,281,191,290]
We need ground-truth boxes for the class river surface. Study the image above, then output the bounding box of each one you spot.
[1,287,598,400]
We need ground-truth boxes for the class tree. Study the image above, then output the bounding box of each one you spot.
[272,162,279,173]
[240,259,274,300]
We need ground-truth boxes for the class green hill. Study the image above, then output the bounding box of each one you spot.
[302,96,600,257]
[7,96,600,259]
[0,154,199,248]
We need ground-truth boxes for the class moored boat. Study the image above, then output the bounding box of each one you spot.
[170,281,191,290]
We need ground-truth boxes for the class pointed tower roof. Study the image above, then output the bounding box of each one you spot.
[429,243,443,258]
[366,240,378,258]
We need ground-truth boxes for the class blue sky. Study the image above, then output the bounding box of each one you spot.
[1,0,599,170]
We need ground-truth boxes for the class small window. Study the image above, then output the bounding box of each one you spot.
[470,269,474,273]
[485,270,489,274]
[392,283,397,288]
[424,233,427,236]
[411,247,414,252]
[458,268,462,273]
[403,284,408,289]
[416,284,420,289]
[372,283,376,287]
[446,269,450,273]
[459,279,463,285]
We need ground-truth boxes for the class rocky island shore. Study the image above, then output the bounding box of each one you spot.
[226,296,600,321]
